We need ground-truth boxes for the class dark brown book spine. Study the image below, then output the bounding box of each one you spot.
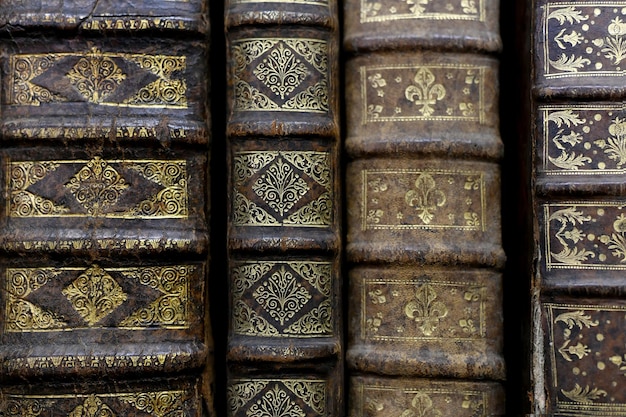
[0,3,214,415]
[528,1,626,415]
[343,0,506,415]
[224,1,342,416]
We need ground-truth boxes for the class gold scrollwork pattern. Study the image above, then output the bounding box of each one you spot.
[231,261,333,337]
[362,278,485,341]
[118,266,192,328]
[2,390,189,417]
[5,268,67,332]
[353,383,488,417]
[231,38,329,113]
[543,203,626,270]
[362,64,486,124]
[546,303,626,414]
[362,169,485,231]
[4,265,196,332]
[360,0,484,22]
[233,151,332,227]
[10,49,187,108]
[117,391,184,416]
[8,158,189,219]
[540,104,626,174]
[542,3,626,78]
[228,379,326,417]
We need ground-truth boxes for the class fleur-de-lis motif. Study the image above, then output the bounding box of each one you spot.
[398,392,442,417]
[404,284,448,336]
[404,68,446,117]
[404,173,446,224]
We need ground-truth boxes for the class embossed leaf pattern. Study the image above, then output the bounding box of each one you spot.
[555,310,599,330]
[253,158,310,217]
[253,43,308,100]
[247,385,306,417]
[253,267,312,326]
[561,384,607,403]
[548,6,588,24]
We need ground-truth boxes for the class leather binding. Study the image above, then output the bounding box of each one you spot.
[224,0,343,416]
[528,1,626,415]
[343,0,506,415]
[0,2,214,415]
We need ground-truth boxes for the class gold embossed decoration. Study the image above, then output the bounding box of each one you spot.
[117,391,184,415]
[62,265,128,326]
[404,284,449,336]
[233,151,332,227]
[362,169,485,231]
[68,396,116,417]
[540,104,626,174]
[362,277,485,341]
[542,203,626,270]
[231,38,329,113]
[5,268,68,332]
[65,157,129,216]
[10,50,187,108]
[118,266,192,328]
[66,48,126,103]
[362,65,485,123]
[8,158,189,218]
[546,303,626,414]
[541,3,626,78]
[353,382,488,417]
[3,265,196,333]
[228,379,326,417]
[360,0,484,23]
[2,390,191,417]
[232,261,333,337]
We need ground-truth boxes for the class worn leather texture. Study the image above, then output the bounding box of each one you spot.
[344,0,506,414]
[0,1,214,416]
[530,1,626,415]
[225,1,343,416]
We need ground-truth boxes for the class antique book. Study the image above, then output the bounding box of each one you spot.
[0,2,214,416]
[525,1,626,415]
[343,0,506,415]
[224,0,343,416]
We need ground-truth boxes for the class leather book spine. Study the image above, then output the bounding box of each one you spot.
[224,1,343,416]
[343,1,506,415]
[0,3,214,416]
[529,1,626,415]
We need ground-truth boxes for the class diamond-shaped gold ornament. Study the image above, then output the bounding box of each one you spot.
[66,48,126,103]
[62,265,127,326]
[253,267,312,325]
[65,157,129,216]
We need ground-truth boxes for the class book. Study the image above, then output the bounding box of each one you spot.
[525,1,626,415]
[0,2,214,415]
[343,0,506,415]
[224,0,343,416]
